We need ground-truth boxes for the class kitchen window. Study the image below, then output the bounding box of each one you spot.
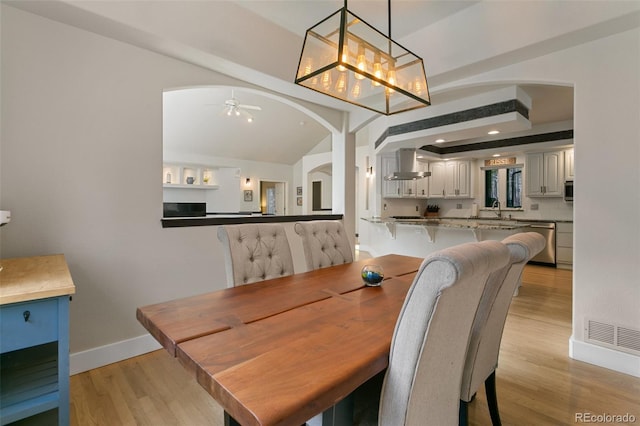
[483,166,523,208]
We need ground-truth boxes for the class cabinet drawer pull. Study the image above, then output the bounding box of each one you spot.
[23,310,31,322]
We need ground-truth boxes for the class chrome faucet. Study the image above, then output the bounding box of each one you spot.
[492,199,502,218]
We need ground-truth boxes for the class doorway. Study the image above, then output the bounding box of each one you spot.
[260,181,287,215]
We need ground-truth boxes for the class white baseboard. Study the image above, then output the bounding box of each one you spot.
[70,334,161,375]
[570,336,640,378]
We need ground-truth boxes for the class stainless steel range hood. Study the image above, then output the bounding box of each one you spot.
[384,148,431,181]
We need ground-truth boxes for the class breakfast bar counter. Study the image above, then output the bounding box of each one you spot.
[359,217,532,258]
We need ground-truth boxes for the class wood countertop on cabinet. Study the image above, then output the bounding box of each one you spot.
[0,254,76,305]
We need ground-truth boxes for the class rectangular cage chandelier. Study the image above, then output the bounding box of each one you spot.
[295,0,430,116]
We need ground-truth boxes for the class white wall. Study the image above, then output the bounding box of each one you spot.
[0,5,335,372]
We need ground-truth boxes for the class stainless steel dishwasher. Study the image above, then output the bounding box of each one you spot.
[528,222,556,266]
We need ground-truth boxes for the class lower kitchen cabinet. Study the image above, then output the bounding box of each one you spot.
[0,255,75,425]
[556,222,573,269]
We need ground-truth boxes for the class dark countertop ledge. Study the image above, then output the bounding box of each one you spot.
[161,214,344,228]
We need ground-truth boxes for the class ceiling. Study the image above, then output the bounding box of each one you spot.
[12,0,609,165]
[234,1,480,39]
[163,83,573,165]
[162,1,501,165]
[163,87,331,165]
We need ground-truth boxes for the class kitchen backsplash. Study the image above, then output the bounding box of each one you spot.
[382,196,573,221]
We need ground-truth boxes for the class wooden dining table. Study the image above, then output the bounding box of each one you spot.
[137,254,423,426]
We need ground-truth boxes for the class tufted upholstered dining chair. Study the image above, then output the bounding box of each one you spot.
[377,240,511,426]
[217,223,295,288]
[294,220,353,271]
[459,232,546,426]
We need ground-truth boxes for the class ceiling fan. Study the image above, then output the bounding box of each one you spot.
[222,90,262,122]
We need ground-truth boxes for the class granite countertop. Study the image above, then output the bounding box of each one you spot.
[362,216,534,231]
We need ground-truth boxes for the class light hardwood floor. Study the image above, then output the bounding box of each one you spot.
[70,265,640,425]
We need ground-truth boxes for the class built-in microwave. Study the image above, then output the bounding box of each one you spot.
[564,180,573,202]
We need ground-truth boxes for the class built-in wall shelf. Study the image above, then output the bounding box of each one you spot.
[163,183,220,190]
[163,164,220,189]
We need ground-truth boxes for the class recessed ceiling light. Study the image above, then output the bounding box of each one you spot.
[435,138,445,143]
[492,154,501,157]
[488,130,500,135]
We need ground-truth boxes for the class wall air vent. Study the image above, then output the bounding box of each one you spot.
[586,319,640,355]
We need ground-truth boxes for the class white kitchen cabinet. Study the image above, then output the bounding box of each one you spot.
[381,155,429,198]
[526,151,564,197]
[428,161,446,198]
[565,148,574,180]
[429,160,471,198]
[381,154,402,198]
[556,222,573,269]
[415,160,429,198]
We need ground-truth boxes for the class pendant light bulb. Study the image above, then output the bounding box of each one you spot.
[386,66,397,94]
[335,73,347,93]
[372,53,383,86]
[321,70,332,89]
[337,43,349,72]
[303,58,313,76]
[351,81,361,98]
[355,45,366,80]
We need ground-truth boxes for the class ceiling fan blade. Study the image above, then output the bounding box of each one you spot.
[238,104,262,111]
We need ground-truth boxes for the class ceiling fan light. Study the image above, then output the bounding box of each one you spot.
[294,6,430,115]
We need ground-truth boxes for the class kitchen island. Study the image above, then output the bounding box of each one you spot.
[359,217,532,258]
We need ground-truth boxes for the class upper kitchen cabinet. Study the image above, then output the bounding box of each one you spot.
[565,148,575,180]
[526,151,565,197]
[428,160,472,198]
[380,154,429,198]
[381,154,402,198]
[415,159,429,198]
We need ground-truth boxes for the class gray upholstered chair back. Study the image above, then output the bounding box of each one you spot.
[217,223,295,287]
[294,220,353,270]
[460,232,546,402]
[378,240,511,426]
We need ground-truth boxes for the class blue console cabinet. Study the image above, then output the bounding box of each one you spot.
[0,255,75,425]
